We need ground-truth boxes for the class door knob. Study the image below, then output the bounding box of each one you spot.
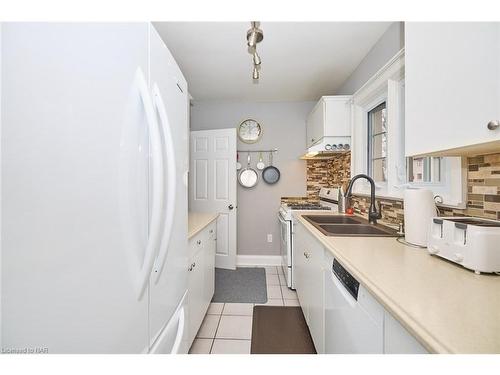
[228,204,234,210]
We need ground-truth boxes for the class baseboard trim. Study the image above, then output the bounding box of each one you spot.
[236,255,282,267]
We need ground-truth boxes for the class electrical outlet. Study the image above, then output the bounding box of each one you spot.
[267,234,273,243]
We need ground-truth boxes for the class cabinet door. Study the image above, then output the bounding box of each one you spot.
[406,22,500,156]
[294,220,325,353]
[203,223,216,304]
[384,311,428,354]
[324,97,351,137]
[187,236,205,346]
[306,102,324,147]
[308,243,325,354]
[293,221,309,320]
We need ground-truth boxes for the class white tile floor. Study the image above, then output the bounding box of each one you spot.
[189,266,299,354]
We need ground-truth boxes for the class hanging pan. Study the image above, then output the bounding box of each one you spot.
[236,152,242,170]
[238,153,258,188]
[262,151,280,184]
[256,152,265,170]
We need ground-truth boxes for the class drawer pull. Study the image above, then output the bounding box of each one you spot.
[197,240,202,245]
[487,120,499,130]
[303,251,310,259]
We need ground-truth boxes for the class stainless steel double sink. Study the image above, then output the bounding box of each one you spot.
[302,215,399,237]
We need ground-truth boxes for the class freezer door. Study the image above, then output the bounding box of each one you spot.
[148,25,189,350]
[149,292,188,354]
[1,23,152,353]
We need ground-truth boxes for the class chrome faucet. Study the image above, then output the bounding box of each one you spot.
[344,174,382,225]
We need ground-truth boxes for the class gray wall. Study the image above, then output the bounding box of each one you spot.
[190,101,314,256]
[335,22,405,95]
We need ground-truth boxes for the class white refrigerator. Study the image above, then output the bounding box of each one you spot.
[0,23,189,353]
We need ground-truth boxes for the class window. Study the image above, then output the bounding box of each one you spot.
[367,102,387,183]
[350,50,466,207]
[407,156,442,183]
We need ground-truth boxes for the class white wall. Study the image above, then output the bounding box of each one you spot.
[335,22,404,95]
[190,101,314,256]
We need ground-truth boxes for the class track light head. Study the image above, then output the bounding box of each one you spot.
[253,52,261,66]
[247,22,263,81]
[252,66,259,80]
[246,27,263,48]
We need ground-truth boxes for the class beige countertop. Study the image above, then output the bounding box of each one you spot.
[188,212,218,239]
[295,212,500,354]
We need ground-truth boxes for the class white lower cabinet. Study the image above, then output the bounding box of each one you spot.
[293,220,325,353]
[203,224,216,304]
[294,219,428,354]
[187,221,216,347]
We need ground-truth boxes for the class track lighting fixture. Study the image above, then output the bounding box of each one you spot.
[246,21,263,80]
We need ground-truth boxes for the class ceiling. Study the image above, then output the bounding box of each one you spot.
[154,22,392,101]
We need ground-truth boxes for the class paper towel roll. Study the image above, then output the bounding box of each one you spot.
[404,188,436,247]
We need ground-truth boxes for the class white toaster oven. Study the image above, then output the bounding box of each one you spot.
[427,217,500,274]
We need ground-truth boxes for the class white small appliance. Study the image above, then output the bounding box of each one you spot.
[428,217,500,274]
[278,187,340,289]
[403,188,436,247]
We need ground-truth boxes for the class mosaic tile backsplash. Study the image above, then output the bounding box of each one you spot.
[282,151,500,226]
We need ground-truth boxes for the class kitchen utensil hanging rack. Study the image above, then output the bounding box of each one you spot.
[237,148,278,153]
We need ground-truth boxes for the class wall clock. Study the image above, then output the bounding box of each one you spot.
[238,119,262,144]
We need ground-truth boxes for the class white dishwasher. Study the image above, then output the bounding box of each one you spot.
[324,252,384,353]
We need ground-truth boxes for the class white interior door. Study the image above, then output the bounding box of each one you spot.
[189,129,237,270]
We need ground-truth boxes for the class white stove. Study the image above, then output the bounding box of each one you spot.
[278,188,341,289]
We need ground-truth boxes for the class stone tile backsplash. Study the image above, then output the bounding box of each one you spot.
[282,151,500,225]
[306,153,351,199]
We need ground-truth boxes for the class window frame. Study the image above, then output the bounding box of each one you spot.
[367,101,388,183]
[350,49,467,208]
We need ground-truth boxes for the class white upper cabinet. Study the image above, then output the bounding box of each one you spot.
[306,96,352,148]
[405,22,500,156]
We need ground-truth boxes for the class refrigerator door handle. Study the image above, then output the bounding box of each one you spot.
[151,83,177,282]
[134,68,164,298]
[171,306,185,354]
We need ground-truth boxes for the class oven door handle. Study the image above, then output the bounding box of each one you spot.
[278,213,286,243]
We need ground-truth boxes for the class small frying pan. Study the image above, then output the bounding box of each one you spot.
[262,152,280,184]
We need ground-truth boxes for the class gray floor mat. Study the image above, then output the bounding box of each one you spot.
[212,267,268,303]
